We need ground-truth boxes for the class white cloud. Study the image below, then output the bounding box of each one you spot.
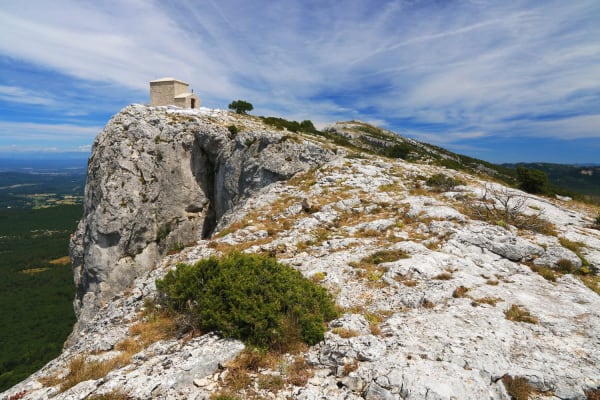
[0,0,598,149]
[0,121,102,141]
[518,114,600,140]
[0,85,56,106]
[407,130,488,146]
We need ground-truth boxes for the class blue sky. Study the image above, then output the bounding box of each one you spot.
[0,0,599,164]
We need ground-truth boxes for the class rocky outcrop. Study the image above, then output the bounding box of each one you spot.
[69,105,334,336]
[4,108,600,400]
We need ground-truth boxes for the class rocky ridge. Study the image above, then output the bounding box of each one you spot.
[68,104,334,336]
[3,105,600,400]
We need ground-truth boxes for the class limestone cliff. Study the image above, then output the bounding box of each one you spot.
[4,105,600,400]
[69,104,334,335]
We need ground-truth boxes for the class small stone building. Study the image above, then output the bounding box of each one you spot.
[149,77,200,109]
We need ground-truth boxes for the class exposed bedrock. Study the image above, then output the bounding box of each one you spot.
[69,105,334,338]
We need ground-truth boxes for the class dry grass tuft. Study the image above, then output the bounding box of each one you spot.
[422,299,436,309]
[502,375,535,400]
[394,273,418,287]
[114,337,143,355]
[210,390,240,400]
[285,356,313,387]
[472,297,503,306]
[258,374,285,391]
[331,327,360,338]
[433,272,453,280]
[219,349,313,396]
[585,388,600,400]
[580,274,600,296]
[129,314,178,346]
[529,265,558,282]
[87,389,131,400]
[452,286,469,298]
[343,359,359,376]
[556,258,577,274]
[504,304,538,324]
[41,353,132,393]
[311,271,327,282]
[369,323,382,336]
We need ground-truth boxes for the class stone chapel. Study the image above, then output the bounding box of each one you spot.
[149,77,200,109]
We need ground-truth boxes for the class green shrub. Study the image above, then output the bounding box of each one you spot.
[259,116,319,134]
[425,173,463,192]
[362,249,408,265]
[227,125,238,135]
[156,252,337,348]
[516,166,548,194]
[384,143,411,159]
[555,258,576,274]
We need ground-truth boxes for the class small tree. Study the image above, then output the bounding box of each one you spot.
[228,100,254,114]
[516,166,548,194]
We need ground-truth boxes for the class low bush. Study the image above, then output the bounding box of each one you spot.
[362,249,409,265]
[227,125,238,135]
[384,143,411,159]
[260,116,319,134]
[463,184,556,235]
[556,258,577,274]
[156,252,337,349]
[516,166,548,194]
[426,173,463,192]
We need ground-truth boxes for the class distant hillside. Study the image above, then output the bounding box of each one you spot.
[0,169,86,209]
[504,163,600,199]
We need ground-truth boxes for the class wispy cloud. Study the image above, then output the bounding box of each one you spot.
[0,121,101,144]
[0,85,56,106]
[0,0,598,159]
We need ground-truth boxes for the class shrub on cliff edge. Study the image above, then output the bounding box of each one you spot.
[156,252,337,349]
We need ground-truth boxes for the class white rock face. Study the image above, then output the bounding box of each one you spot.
[68,104,334,337]
[4,108,600,400]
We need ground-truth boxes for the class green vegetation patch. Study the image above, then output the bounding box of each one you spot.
[0,205,80,391]
[425,173,463,192]
[361,249,409,265]
[156,252,337,348]
[260,116,319,134]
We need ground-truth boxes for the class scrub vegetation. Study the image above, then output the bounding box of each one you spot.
[156,252,337,349]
